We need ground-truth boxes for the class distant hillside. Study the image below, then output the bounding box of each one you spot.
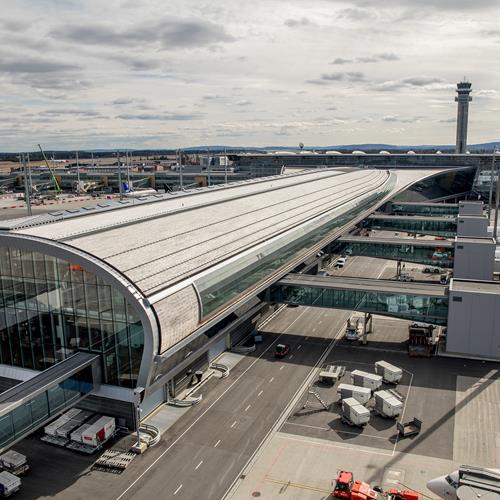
[1,142,499,159]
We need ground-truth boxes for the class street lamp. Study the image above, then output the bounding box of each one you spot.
[493,150,500,243]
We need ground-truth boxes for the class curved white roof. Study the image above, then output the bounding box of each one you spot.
[352,150,366,155]
[379,150,391,155]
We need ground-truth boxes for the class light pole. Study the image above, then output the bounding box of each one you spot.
[488,151,497,219]
[76,151,80,196]
[493,150,500,243]
[117,151,123,200]
[22,154,32,216]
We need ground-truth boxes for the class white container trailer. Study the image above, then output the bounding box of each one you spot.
[374,361,403,384]
[0,451,29,476]
[44,408,83,437]
[81,416,116,448]
[337,383,371,405]
[70,415,101,443]
[373,390,403,418]
[350,370,383,391]
[0,471,21,497]
[341,397,370,427]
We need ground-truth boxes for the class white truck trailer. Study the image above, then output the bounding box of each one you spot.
[337,383,371,405]
[0,471,21,497]
[373,390,403,418]
[341,397,370,427]
[350,370,383,391]
[374,360,403,384]
[0,451,28,476]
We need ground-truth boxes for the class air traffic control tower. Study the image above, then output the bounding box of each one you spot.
[455,80,472,154]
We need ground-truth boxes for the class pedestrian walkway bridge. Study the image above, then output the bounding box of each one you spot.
[388,202,459,216]
[331,236,454,267]
[365,214,457,237]
[269,274,448,325]
[0,352,99,453]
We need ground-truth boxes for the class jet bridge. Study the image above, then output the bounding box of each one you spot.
[0,352,100,453]
[269,274,448,325]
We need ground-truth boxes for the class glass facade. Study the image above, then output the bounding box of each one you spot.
[330,240,454,268]
[0,365,93,450]
[270,282,449,325]
[0,247,144,387]
[196,175,396,317]
[364,217,457,237]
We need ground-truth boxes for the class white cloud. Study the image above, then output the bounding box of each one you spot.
[0,0,499,150]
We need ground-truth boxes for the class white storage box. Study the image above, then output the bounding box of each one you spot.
[342,397,370,426]
[337,383,371,405]
[350,370,383,391]
[374,360,403,384]
[374,390,403,418]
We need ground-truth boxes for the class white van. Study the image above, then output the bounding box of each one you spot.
[335,257,347,268]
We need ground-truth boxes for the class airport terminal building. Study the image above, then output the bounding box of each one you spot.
[0,167,489,427]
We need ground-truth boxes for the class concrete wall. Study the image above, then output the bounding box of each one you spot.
[453,238,495,280]
[458,201,483,216]
[457,215,488,237]
[447,284,500,360]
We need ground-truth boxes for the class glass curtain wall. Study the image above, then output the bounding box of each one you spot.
[0,247,144,387]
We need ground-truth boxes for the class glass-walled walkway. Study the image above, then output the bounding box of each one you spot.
[270,274,449,325]
[0,352,98,453]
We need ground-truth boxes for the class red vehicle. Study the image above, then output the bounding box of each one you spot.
[274,343,290,358]
[332,471,378,500]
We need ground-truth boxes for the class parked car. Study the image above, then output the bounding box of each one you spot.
[335,257,347,268]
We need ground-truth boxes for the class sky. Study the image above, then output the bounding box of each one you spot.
[1,0,500,152]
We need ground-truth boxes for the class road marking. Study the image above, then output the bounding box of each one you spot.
[297,345,302,350]
[114,322,291,500]
[277,432,393,457]
[214,439,221,448]
[284,421,388,440]
[289,354,294,360]
[174,484,183,495]
[265,476,330,494]
[195,460,203,470]
[257,390,263,397]
[318,321,322,325]
[230,421,237,428]
[279,366,284,371]
[269,377,274,383]
[223,316,350,499]
[304,336,309,340]
[245,405,251,412]
[117,292,323,500]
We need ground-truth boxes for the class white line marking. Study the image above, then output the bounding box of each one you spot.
[174,484,183,495]
[230,421,237,428]
[223,315,347,499]
[304,336,309,340]
[280,366,284,371]
[297,345,302,350]
[289,354,294,360]
[214,439,221,448]
[245,405,251,412]
[284,421,388,440]
[269,377,274,383]
[195,460,203,470]
[257,390,263,397]
[276,433,393,457]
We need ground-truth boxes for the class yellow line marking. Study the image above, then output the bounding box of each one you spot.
[264,476,331,494]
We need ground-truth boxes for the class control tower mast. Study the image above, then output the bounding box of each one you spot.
[455,80,472,154]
